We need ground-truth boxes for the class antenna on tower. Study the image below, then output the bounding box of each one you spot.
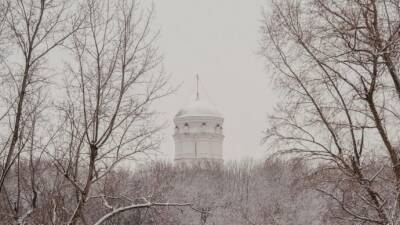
[196,74,200,100]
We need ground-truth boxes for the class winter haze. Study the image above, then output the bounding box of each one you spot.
[2,0,400,224]
[151,0,275,161]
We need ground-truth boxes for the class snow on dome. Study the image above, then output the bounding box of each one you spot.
[175,98,222,119]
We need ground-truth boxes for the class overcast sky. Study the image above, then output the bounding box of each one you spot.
[151,0,277,161]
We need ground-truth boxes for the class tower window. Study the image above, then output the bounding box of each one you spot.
[184,123,189,127]
[202,122,206,126]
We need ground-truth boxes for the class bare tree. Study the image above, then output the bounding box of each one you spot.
[0,1,82,224]
[0,0,81,193]
[0,1,9,57]
[261,0,400,224]
[46,0,172,224]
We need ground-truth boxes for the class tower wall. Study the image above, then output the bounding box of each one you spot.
[173,116,224,166]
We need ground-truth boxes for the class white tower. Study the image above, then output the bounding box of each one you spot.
[173,76,224,166]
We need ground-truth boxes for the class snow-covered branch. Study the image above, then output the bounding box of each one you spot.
[94,198,191,225]
[16,209,34,225]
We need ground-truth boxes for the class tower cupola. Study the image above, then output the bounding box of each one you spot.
[173,76,224,166]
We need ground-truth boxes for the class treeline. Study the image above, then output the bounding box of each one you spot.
[96,159,398,225]
[1,158,329,225]
[4,157,394,225]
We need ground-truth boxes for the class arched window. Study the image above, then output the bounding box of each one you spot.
[184,123,189,133]
[200,122,207,133]
[215,124,222,133]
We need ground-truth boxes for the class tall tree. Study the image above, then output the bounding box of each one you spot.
[261,0,400,224]
[48,0,172,224]
[0,0,81,193]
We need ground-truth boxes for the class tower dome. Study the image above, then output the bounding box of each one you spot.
[173,77,224,166]
[175,98,222,119]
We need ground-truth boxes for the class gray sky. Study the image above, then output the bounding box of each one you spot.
[151,0,277,161]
